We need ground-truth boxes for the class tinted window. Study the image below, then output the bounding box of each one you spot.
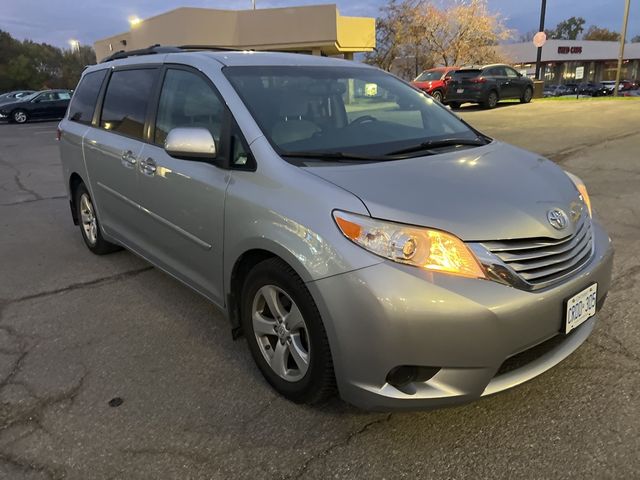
[57,91,72,100]
[154,69,224,145]
[101,69,157,140]
[69,78,93,120]
[505,68,519,78]
[453,69,481,80]
[486,67,507,77]
[37,92,58,102]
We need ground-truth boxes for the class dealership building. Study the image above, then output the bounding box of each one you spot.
[503,40,640,84]
[93,5,375,62]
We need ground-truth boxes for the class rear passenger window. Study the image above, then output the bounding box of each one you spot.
[68,70,107,125]
[154,69,224,146]
[101,69,157,140]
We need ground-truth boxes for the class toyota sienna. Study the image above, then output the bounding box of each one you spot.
[58,47,613,410]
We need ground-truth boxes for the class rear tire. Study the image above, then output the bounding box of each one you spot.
[448,102,461,109]
[431,90,443,103]
[74,183,121,255]
[482,91,499,109]
[520,86,533,104]
[241,257,336,404]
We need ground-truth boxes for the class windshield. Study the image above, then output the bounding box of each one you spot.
[224,66,478,158]
[19,92,40,102]
[414,70,444,82]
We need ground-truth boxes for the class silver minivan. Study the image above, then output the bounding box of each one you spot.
[59,47,613,410]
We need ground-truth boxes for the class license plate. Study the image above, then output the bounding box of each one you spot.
[564,283,597,334]
[457,88,464,93]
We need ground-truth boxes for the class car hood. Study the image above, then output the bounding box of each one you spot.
[0,100,24,110]
[304,141,582,241]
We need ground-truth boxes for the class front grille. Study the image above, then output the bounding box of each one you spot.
[482,213,594,289]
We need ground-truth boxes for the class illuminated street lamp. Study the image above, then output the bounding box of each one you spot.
[68,39,80,53]
[128,16,142,27]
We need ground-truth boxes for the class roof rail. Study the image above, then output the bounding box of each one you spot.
[100,44,183,63]
[100,44,253,63]
[178,45,254,52]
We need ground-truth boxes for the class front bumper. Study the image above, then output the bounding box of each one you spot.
[307,220,613,410]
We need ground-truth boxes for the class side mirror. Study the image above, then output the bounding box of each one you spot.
[164,127,217,161]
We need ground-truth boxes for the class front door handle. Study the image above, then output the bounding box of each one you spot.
[121,150,137,168]
[139,157,157,176]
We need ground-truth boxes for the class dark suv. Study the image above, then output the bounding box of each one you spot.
[445,64,534,109]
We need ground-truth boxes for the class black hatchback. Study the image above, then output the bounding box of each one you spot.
[0,90,72,124]
[445,64,534,109]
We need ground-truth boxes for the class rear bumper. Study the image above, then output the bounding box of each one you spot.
[445,92,485,104]
[307,220,613,410]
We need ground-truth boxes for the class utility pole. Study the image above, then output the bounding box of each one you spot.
[252,0,256,9]
[614,0,631,96]
[534,0,547,80]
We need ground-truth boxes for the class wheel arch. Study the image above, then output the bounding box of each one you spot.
[68,172,85,225]
[226,244,314,340]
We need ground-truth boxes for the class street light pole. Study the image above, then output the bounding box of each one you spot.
[614,0,631,97]
[534,0,547,81]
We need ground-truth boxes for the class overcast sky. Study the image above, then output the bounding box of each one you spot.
[1,0,638,49]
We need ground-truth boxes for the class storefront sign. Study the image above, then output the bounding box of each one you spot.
[558,46,583,54]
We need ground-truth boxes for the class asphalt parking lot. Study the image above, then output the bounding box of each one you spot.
[1,100,639,479]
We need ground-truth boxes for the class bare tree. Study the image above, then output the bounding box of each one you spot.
[416,0,513,67]
[366,0,513,78]
[583,26,620,41]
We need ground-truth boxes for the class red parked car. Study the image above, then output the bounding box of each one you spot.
[411,67,458,103]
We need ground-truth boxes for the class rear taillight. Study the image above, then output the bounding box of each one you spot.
[56,128,62,141]
[471,77,487,84]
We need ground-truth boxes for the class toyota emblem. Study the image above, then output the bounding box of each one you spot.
[547,208,569,230]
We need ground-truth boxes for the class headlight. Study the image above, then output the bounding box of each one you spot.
[333,211,486,279]
[565,171,592,217]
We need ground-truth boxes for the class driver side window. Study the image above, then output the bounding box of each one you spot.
[154,69,224,146]
[506,68,519,79]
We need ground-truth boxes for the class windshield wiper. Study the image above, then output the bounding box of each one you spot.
[280,151,390,162]
[386,137,488,156]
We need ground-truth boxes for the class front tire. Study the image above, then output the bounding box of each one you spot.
[520,86,533,103]
[74,183,120,255]
[12,109,28,124]
[241,258,335,404]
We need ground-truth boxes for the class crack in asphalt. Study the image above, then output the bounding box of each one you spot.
[1,266,154,306]
[1,195,68,207]
[0,266,153,477]
[0,155,43,202]
[0,451,65,480]
[285,414,393,479]
[551,130,640,164]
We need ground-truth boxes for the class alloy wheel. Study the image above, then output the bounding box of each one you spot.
[14,111,27,123]
[432,90,443,102]
[252,285,310,382]
[524,88,533,102]
[79,193,98,245]
[488,92,498,108]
